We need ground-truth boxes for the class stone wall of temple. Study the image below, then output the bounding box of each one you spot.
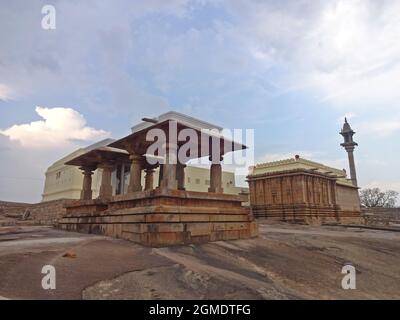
[336,184,361,213]
[248,169,362,224]
[248,169,340,224]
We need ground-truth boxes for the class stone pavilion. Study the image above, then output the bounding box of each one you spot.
[58,112,258,246]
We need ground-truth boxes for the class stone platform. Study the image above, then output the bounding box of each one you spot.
[58,189,258,247]
[251,203,363,225]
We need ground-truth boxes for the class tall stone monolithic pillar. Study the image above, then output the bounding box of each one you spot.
[340,118,358,187]
[345,145,357,187]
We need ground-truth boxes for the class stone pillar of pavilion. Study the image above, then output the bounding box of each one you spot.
[80,166,96,200]
[208,155,223,193]
[158,164,164,187]
[176,163,186,190]
[144,169,155,191]
[98,162,114,200]
[128,154,143,192]
[161,143,178,190]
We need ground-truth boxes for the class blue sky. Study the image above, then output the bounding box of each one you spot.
[0,0,399,202]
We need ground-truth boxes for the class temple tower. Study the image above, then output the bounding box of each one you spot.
[340,118,358,187]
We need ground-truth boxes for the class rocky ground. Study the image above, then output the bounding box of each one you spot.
[0,222,399,299]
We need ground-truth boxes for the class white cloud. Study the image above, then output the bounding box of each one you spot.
[0,83,13,101]
[363,181,400,192]
[223,0,400,110]
[357,118,400,137]
[0,106,110,148]
[369,119,400,136]
[304,0,400,107]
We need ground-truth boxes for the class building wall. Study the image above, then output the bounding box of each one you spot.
[42,159,102,201]
[42,161,247,202]
[175,166,246,195]
[248,164,362,224]
[248,170,339,223]
[249,172,337,207]
[42,139,116,201]
[336,184,361,213]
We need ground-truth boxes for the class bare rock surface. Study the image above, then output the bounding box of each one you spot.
[1,223,400,299]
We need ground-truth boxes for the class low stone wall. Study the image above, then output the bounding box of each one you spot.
[0,201,30,216]
[0,200,30,208]
[0,199,74,225]
[0,201,30,223]
[362,208,400,228]
[28,199,74,225]
[363,207,400,215]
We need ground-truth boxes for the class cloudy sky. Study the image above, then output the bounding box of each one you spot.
[1,0,399,202]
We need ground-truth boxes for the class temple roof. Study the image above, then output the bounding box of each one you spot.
[65,146,163,170]
[110,116,246,159]
[46,139,115,172]
[131,111,223,133]
[65,146,129,168]
[250,155,354,187]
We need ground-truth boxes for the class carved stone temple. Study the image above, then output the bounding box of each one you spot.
[58,112,258,246]
[247,118,362,225]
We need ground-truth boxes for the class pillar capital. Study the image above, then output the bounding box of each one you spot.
[129,154,143,162]
[97,161,114,170]
[209,154,223,164]
[79,166,96,174]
